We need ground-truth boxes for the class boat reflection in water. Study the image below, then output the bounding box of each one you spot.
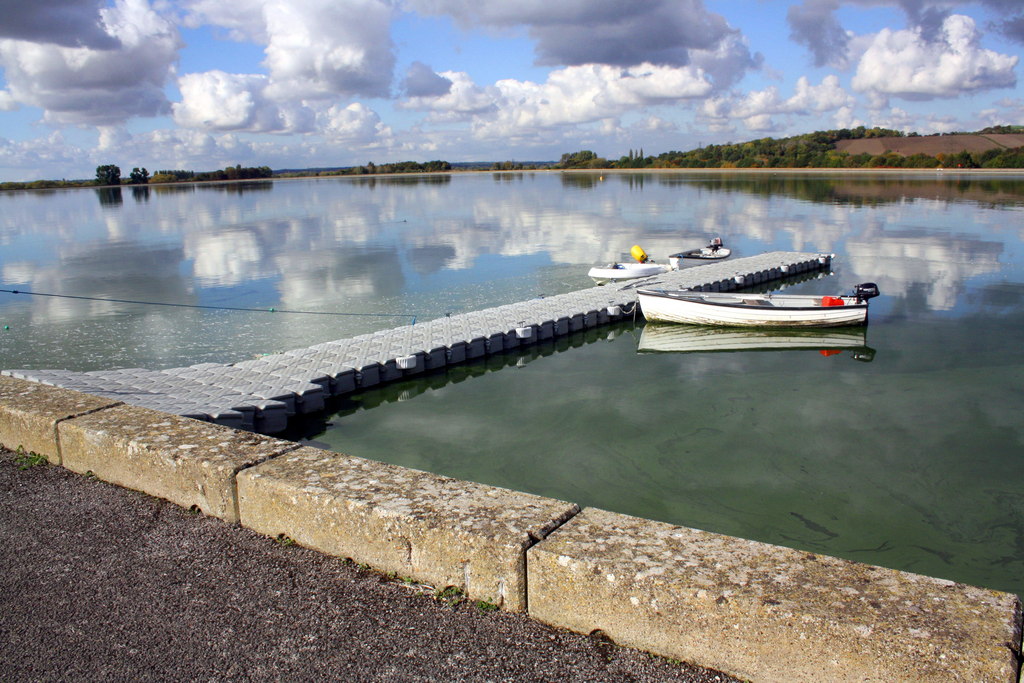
[637,324,876,362]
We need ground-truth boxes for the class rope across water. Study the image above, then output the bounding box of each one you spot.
[0,288,418,324]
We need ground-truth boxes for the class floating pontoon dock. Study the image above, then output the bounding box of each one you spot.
[3,251,833,434]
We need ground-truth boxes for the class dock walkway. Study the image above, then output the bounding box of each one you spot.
[2,251,832,434]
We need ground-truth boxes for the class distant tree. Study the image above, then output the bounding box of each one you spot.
[424,160,451,172]
[152,169,194,181]
[561,150,594,167]
[95,165,121,186]
[980,125,1024,134]
[981,147,1024,168]
[945,151,978,168]
[557,150,609,169]
[129,167,149,184]
[903,153,940,168]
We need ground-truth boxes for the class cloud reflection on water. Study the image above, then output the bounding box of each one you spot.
[0,172,1021,360]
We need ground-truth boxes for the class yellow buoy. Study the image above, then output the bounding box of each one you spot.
[630,244,649,263]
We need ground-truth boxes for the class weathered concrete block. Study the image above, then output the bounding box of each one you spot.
[0,375,120,464]
[528,507,1023,683]
[58,404,298,522]
[237,446,579,612]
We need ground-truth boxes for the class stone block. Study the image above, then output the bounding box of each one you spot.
[58,404,297,521]
[527,507,1023,683]
[0,376,121,464]
[237,446,580,612]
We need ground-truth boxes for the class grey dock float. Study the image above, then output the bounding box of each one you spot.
[2,251,833,434]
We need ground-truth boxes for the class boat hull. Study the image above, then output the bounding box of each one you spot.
[588,262,669,283]
[637,290,869,327]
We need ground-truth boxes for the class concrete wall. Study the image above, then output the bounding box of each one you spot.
[237,446,578,612]
[528,507,1022,682]
[1,374,1020,681]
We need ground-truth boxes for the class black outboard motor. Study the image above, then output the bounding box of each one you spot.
[853,282,880,303]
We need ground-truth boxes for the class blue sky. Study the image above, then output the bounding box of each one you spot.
[0,0,1021,181]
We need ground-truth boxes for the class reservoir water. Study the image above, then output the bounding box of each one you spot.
[2,171,1022,598]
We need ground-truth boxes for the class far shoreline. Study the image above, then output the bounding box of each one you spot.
[4,165,1024,193]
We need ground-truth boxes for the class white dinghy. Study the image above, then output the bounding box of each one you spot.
[667,237,731,269]
[637,283,880,328]
[588,244,670,284]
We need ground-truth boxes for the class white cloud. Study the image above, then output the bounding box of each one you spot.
[788,75,854,113]
[0,90,18,112]
[485,62,712,136]
[322,102,392,144]
[0,132,87,181]
[183,0,397,99]
[701,75,855,132]
[97,126,132,152]
[179,0,269,42]
[977,97,1024,128]
[871,106,918,133]
[700,96,730,120]
[173,71,316,133]
[852,14,1018,99]
[743,114,779,132]
[0,0,180,125]
[635,116,676,133]
[404,63,713,139]
[832,106,860,130]
[263,0,396,99]
[401,71,498,120]
[82,127,272,173]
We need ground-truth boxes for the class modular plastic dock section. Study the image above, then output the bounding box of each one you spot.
[2,251,832,434]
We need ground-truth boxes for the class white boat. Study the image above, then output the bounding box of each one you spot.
[638,324,871,355]
[636,283,880,328]
[588,244,670,284]
[588,261,670,283]
[668,238,731,268]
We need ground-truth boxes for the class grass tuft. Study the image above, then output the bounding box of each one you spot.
[13,446,47,470]
[475,599,500,612]
[434,585,465,607]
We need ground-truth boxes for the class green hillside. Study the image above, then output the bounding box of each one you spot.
[557,126,1024,170]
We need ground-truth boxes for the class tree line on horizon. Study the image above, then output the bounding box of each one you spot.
[2,125,1023,191]
[554,126,1024,171]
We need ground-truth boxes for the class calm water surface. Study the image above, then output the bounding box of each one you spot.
[2,172,1022,598]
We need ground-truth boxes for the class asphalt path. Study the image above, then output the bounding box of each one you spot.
[0,447,738,682]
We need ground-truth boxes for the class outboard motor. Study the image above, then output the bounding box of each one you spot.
[853,282,880,303]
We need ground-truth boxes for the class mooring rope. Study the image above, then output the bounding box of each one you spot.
[0,288,417,324]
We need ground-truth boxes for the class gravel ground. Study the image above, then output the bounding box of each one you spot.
[0,447,738,682]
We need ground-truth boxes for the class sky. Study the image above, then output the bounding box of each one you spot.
[0,0,1022,181]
